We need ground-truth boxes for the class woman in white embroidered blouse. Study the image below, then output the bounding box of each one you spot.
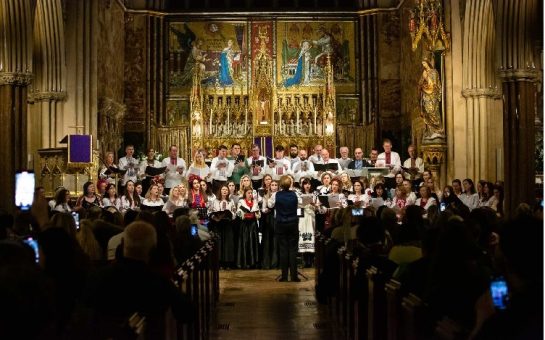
[102,183,121,211]
[459,178,479,211]
[347,180,371,208]
[142,184,165,207]
[415,185,436,210]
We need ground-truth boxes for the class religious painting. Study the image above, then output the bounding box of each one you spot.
[250,21,274,126]
[168,21,249,94]
[276,21,356,93]
[336,96,361,124]
[166,99,190,125]
[250,21,274,82]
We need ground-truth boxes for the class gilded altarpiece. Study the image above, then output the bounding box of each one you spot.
[165,19,359,159]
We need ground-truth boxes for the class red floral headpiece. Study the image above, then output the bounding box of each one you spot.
[188,174,202,184]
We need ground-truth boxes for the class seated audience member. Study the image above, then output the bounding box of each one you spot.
[352,216,397,299]
[426,217,489,330]
[388,206,424,277]
[470,215,542,339]
[460,178,479,211]
[173,215,203,264]
[38,228,90,335]
[49,212,78,240]
[84,221,193,337]
[0,241,55,339]
[415,185,437,211]
[77,219,104,264]
[53,188,72,213]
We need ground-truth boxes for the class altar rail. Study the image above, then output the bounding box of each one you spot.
[314,232,469,340]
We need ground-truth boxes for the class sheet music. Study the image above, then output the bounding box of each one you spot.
[328,194,340,209]
[300,194,314,206]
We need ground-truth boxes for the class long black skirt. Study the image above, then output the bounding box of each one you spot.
[209,218,235,265]
[260,212,278,269]
[237,219,259,269]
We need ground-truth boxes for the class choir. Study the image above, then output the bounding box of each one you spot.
[48,140,505,269]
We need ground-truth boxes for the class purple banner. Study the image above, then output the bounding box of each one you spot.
[69,135,92,163]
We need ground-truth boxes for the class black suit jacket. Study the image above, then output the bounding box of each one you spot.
[347,159,373,169]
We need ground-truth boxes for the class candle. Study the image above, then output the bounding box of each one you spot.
[296,107,299,134]
[209,108,213,135]
[227,107,230,134]
[313,107,317,135]
[244,107,248,133]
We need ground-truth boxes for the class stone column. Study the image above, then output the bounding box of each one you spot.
[496,0,540,213]
[0,0,36,211]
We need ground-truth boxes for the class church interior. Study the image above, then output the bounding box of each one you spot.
[0,0,542,339]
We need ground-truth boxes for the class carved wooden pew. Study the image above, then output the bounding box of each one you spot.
[385,279,402,340]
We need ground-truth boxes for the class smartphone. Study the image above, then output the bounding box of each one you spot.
[440,202,446,212]
[23,237,39,263]
[72,212,80,230]
[190,224,198,237]
[490,277,509,310]
[15,171,35,211]
[352,208,364,216]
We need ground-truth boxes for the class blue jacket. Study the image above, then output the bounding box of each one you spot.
[275,190,298,224]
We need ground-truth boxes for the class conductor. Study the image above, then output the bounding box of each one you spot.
[275,175,300,282]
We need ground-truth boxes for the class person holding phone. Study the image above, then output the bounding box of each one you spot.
[273,176,300,281]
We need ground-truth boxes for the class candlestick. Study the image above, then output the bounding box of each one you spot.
[244,107,248,134]
[296,108,300,134]
[209,108,213,135]
[226,107,230,135]
[313,107,317,135]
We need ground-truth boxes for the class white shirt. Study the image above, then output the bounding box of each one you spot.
[102,197,121,210]
[337,157,353,170]
[292,159,316,182]
[161,157,187,189]
[246,156,267,180]
[142,198,164,207]
[376,151,401,178]
[118,156,139,185]
[264,157,292,180]
[308,154,322,164]
[347,193,372,208]
[210,157,234,181]
[415,197,437,210]
[459,192,479,211]
[402,157,425,180]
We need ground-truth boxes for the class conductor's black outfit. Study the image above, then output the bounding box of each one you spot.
[274,190,299,281]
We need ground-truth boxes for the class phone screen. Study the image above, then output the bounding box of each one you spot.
[490,277,509,310]
[72,212,80,230]
[440,202,446,212]
[352,208,364,216]
[190,224,198,237]
[15,171,35,211]
[23,237,39,263]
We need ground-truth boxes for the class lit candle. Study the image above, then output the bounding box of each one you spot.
[209,108,213,135]
[244,107,248,133]
[296,107,300,134]
[313,107,317,134]
[226,107,230,134]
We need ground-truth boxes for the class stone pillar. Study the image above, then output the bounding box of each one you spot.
[0,0,36,211]
[495,0,540,213]
[422,142,447,190]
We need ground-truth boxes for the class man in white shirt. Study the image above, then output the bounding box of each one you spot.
[314,149,340,180]
[308,144,323,164]
[292,149,316,183]
[376,139,401,189]
[246,144,266,189]
[161,145,187,194]
[118,144,139,188]
[139,147,163,194]
[288,144,300,168]
[264,145,292,181]
[210,145,234,193]
[337,146,352,170]
[403,144,425,185]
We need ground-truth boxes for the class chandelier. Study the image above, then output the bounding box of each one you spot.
[409,0,449,52]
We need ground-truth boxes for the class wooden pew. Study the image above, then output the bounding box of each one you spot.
[401,293,425,340]
[385,279,402,340]
[366,266,388,340]
[435,316,467,340]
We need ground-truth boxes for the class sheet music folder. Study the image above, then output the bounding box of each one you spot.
[314,163,339,172]
[145,166,166,176]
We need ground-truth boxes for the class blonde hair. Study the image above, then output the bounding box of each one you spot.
[77,219,103,261]
[238,174,253,196]
[145,184,160,201]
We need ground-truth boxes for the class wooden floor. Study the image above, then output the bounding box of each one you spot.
[209,268,342,340]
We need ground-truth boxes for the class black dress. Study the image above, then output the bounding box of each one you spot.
[236,199,260,269]
[208,199,236,266]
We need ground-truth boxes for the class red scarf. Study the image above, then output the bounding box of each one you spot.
[244,199,255,220]
[191,190,205,208]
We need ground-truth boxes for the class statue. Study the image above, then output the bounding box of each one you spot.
[419,58,444,139]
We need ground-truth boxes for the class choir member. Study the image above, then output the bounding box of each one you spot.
[208,185,237,268]
[102,184,121,211]
[120,180,141,213]
[237,188,261,269]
